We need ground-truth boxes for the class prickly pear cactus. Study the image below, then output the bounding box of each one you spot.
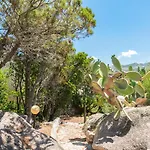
[90,55,148,121]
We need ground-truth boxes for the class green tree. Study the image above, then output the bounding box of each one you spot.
[0,0,96,68]
[62,52,97,121]
[1,0,96,118]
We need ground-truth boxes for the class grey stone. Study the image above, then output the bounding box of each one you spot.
[92,106,150,150]
[0,111,64,150]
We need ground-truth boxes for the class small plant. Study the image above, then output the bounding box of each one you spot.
[90,55,149,121]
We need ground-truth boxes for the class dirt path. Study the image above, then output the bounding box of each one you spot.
[39,117,92,150]
[57,117,91,150]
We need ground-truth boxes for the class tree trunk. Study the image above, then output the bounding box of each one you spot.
[24,59,32,120]
[43,101,54,121]
[16,96,20,113]
[15,76,20,113]
[0,42,19,68]
[83,103,87,123]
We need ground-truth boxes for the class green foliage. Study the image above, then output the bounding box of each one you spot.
[96,95,115,113]
[128,66,133,71]
[143,78,150,105]
[138,68,150,105]
[91,55,147,121]
[0,70,8,103]
[111,55,122,71]
[0,69,22,112]
[62,52,96,114]
[125,71,141,81]
[0,0,96,119]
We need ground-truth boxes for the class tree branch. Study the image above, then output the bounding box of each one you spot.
[0,42,20,68]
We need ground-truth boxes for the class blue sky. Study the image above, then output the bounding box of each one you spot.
[74,0,150,65]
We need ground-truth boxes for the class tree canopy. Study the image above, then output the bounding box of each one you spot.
[0,0,96,119]
[0,0,96,68]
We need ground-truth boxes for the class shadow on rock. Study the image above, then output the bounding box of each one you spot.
[0,111,64,150]
[92,106,150,150]
[96,113,132,144]
[69,137,87,146]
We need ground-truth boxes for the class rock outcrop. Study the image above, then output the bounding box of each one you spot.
[92,106,150,150]
[0,110,64,150]
[83,113,104,143]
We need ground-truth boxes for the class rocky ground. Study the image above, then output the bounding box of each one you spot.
[38,116,92,150]
[57,117,88,150]
[0,106,149,150]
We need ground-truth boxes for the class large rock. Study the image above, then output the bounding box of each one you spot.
[0,110,64,150]
[83,113,104,143]
[92,106,150,150]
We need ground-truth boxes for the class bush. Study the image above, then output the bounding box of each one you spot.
[0,70,8,109]
[143,78,150,105]
[0,69,19,112]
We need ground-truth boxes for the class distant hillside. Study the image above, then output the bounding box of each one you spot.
[111,62,150,71]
